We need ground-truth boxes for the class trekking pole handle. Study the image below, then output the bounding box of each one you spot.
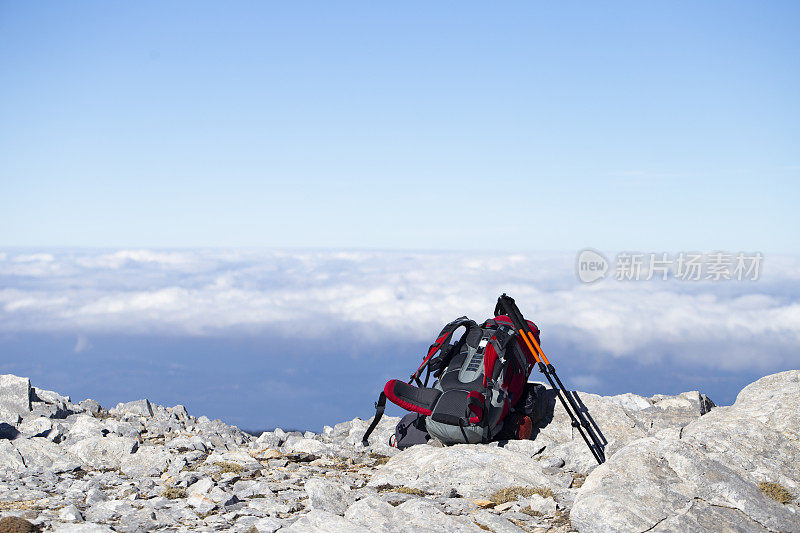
[496,294,551,367]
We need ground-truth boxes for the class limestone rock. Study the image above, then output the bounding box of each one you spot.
[18,415,53,437]
[304,478,353,515]
[255,430,282,448]
[344,495,398,530]
[112,399,153,418]
[52,524,115,533]
[572,370,800,533]
[369,444,551,498]
[284,509,369,532]
[67,435,138,469]
[166,434,207,452]
[120,445,172,477]
[528,493,557,516]
[0,374,31,424]
[282,436,330,455]
[0,439,26,472]
[59,503,84,522]
[13,436,80,472]
[78,398,102,415]
[67,414,109,439]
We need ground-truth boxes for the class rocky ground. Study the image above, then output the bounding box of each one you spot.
[0,371,798,532]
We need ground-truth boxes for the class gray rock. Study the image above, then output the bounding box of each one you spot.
[528,493,557,515]
[232,479,276,499]
[104,419,140,439]
[84,499,136,522]
[113,399,153,418]
[187,477,215,504]
[282,436,330,455]
[85,487,108,506]
[186,476,238,512]
[304,477,354,515]
[344,495,397,530]
[205,449,262,470]
[256,431,283,448]
[79,399,102,415]
[538,455,565,469]
[52,523,115,533]
[252,517,284,532]
[0,439,26,472]
[18,415,53,437]
[0,374,31,424]
[120,446,171,477]
[472,510,526,532]
[245,495,294,516]
[58,503,84,522]
[33,386,70,405]
[335,415,401,455]
[67,436,138,469]
[572,370,800,533]
[284,509,369,532]
[169,404,189,420]
[369,444,551,499]
[166,435,207,452]
[68,414,109,438]
[531,387,713,472]
[393,499,481,531]
[13,436,80,472]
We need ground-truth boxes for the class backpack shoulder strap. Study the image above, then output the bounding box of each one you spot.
[411,316,476,386]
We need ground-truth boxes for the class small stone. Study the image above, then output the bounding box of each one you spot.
[79,399,102,415]
[528,493,557,515]
[304,478,353,515]
[59,503,85,522]
[538,455,565,469]
[113,399,154,418]
[494,501,515,511]
[473,499,496,509]
[86,488,108,506]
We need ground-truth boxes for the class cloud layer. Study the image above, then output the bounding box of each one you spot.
[1,249,799,372]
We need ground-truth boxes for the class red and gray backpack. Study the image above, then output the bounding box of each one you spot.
[362,314,540,446]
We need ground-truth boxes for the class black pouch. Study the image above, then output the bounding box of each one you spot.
[520,382,549,424]
[390,413,431,449]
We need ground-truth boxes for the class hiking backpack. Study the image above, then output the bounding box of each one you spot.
[362,314,540,446]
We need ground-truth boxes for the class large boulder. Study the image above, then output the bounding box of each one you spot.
[528,386,714,472]
[67,436,139,470]
[0,439,26,472]
[0,374,31,425]
[368,443,555,498]
[13,436,80,472]
[304,478,354,515]
[572,370,800,532]
[284,509,370,533]
[120,445,172,477]
[112,399,153,418]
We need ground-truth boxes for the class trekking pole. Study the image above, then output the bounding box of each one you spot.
[495,294,605,464]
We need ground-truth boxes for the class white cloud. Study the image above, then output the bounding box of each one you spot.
[74,334,91,353]
[13,253,55,263]
[1,249,799,372]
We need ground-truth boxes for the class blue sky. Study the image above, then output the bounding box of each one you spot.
[1,2,798,251]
